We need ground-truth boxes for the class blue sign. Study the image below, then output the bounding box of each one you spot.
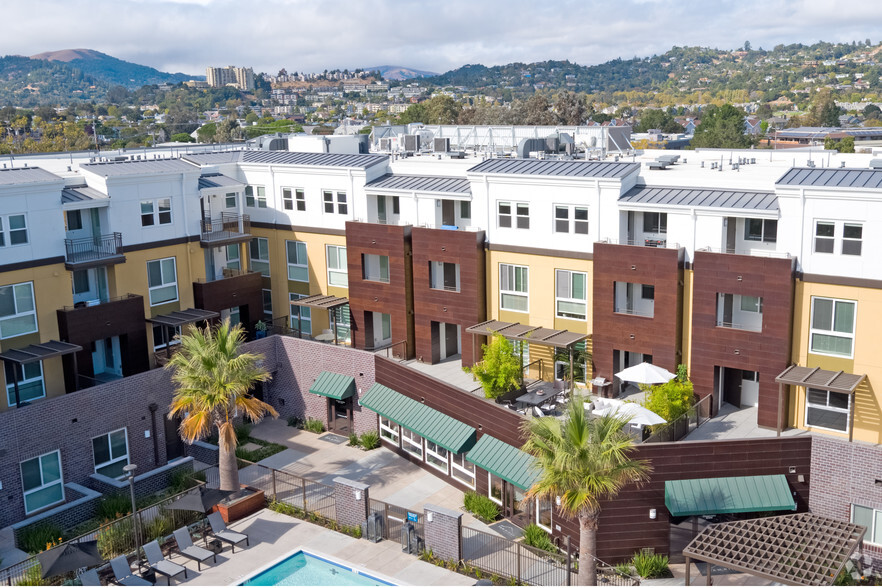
[406,512,418,523]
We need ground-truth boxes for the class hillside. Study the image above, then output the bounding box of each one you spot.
[0,55,112,106]
[365,65,437,81]
[32,49,198,89]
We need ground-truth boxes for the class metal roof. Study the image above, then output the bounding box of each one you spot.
[775,167,882,188]
[0,340,83,365]
[81,158,198,177]
[0,167,63,185]
[665,475,796,517]
[467,158,640,179]
[241,150,388,169]
[182,152,244,165]
[289,294,349,310]
[466,435,540,491]
[365,174,471,195]
[620,185,778,211]
[309,371,356,400]
[359,383,476,454]
[775,365,866,394]
[146,308,219,328]
[465,320,588,348]
[683,512,865,586]
[198,174,244,190]
[61,185,109,203]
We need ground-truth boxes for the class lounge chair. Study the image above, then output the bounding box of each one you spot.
[207,512,250,553]
[173,527,217,571]
[77,568,102,586]
[110,556,152,586]
[144,540,187,584]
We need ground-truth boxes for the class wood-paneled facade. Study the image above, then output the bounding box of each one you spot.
[193,271,265,338]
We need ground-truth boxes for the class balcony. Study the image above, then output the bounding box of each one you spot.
[64,233,125,270]
[200,213,251,247]
[602,238,680,249]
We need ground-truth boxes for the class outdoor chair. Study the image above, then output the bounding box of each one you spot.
[172,527,217,571]
[540,401,557,415]
[77,568,102,586]
[144,540,187,584]
[109,556,152,586]
[207,512,250,553]
[533,406,545,418]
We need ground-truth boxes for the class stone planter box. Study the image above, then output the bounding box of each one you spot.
[212,486,265,523]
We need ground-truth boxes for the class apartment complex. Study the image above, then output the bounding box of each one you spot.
[205,65,255,90]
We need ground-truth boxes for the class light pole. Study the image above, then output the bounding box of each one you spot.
[123,464,142,570]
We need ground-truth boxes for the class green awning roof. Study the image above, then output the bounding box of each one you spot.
[359,383,476,454]
[665,474,796,518]
[466,435,540,491]
[309,371,356,400]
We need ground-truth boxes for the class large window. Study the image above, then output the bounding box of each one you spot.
[805,388,850,433]
[500,264,528,312]
[425,440,449,474]
[281,188,304,211]
[245,186,267,208]
[289,293,312,336]
[147,257,178,306]
[379,417,399,445]
[451,452,475,488]
[852,505,882,546]
[842,223,862,256]
[0,282,38,339]
[0,214,28,246]
[555,270,587,320]
[401,428,423,459]
[327,245,348,288]
[323,191,348,214]
[225,244,241,271]
[744,218,777,242]
[362,254,390,283]
[554,205,589,234]
[5,361,45,407]
[537,497,554,532]
[498,202,530,229]
[643,212,667,234]
[140,199,172,226]
[20,451,64,515]
[286,241,308,282]
[429,261,459,292]
[92,428,129,479]
[810,297,856,358]
[814,221,835,253]
[250,238,270,277]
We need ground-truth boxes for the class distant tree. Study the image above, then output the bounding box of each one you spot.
[424,95,461,125]
[825,135,855,153]
[245,112,259,125]
[863,117,882,127]
[863,104,881,118]
[804,89,841,127]
[554,91,587,125]
[756,103,773,119]
[590,113,613,124]
[106,85,130,104]
[196,122,217,143]
[171,132,194,143]
[34,105,56,121]
[524,94,556,125]
[635,109,684,133]
[398,102,428,124]
[690,104,751,149]
[744,41,752,52]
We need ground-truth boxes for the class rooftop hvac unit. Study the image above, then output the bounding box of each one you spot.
[433,137,450,152]
[403,134,420,153]
[869,159,882,169]
[379,138,392,151]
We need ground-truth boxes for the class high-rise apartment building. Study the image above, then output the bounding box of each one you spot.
[205,65,254,90]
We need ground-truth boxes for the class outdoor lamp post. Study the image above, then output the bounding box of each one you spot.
[123,464,142,570]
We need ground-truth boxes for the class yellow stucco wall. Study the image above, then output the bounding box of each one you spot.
[681,268,694,377]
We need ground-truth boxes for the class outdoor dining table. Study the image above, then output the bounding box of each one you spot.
[515,390,552,407]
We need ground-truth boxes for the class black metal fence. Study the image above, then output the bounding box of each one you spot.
[643,393,714,443]
[64,232,124,265]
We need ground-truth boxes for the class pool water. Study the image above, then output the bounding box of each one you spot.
[241,551,394,586]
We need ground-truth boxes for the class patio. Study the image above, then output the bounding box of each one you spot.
[683,404,810,442]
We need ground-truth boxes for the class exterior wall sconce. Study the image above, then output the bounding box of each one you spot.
[649,508,657,520]
[789,466,796,474]
[354,490,362,501]
[427,512,434,523]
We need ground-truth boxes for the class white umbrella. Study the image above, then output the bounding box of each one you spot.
[615,362,676,385]
[609,403,667,426]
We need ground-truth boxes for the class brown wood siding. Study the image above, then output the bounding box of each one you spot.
[690,252,795,428]
[193,271,265,337]
[411,228,486,366]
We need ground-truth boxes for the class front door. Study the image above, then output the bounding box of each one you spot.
[441,200,455,226]
[328,397,352,434]
[165,414,185,461]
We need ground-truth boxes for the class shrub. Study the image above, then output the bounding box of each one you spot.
[304,418,325,433]
[348,433,360,447]
[522,524,555,552]
[463,491,499,523]
[631,551,669,579]
[17,524,64,555]
[143,511,174,543]
[97,517,135,560]
[18,565,44,586]
[169,469,205,494]
[359,431,380,450]
[234,422,253,443]
[614,561,634,577]
[642,374,694,425]
[287,415,303,428]
[95,493,132,521]
[463,334,522,399]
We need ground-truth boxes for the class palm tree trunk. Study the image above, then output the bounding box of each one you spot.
[577,508,600,586]
[218,434,240,492]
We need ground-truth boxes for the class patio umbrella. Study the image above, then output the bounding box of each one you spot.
[166,487,234,512]
[606,403,667,426]
[36,540,101,578]
[615,362,676,385]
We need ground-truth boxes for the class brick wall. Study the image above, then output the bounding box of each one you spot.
[88,457,194,499]
[334,477,369,528]
[423,504,462,562]
[11,483,102,544]
[187,440,219,466]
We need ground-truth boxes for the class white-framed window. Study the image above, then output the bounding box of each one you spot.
[430,261,459,292]
[0,213,29,246]
[289,293,312,336]
[20,450,64,515]
[0,281,38,339]
[286,240,308,282]
[152,324,181,350]
[805,388,851,433]
[92,428,129,479]
[362,254,390,283]
[140,199,171,227]
[224,193,237,208]
[643,212,667,234]
[425,440,449,474]
[379,416,400,445]
[334,304,351,343]
[810,297,856,358]
[262,289,273,319]
[295,189,306,211]
[327,245,348,288]
[488,472,504,505]
[147,257,178,306]
[500,264,528,312]
[5,361,45,407]
[740,295,763,313]
[498,202,529,229]
[323,191,348,214]
[851,505,882,546]
[537,497,554,533]
[554,205,589,234]
[250,237,270,277]
[814,221,835,253]
[281,188,294,211]
[744,218,777,242]
[401,428,423,459]
[555,270,587,320]
[225,244,240,271]
[451,452,475,488]
[842,223,862,256]
[245,186,267,208]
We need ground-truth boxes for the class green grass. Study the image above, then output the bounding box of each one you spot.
[463,491,499,523]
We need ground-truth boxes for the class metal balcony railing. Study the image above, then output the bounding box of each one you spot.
[200,213,251,243]
[64,232,124,265]
[613,306,655,318]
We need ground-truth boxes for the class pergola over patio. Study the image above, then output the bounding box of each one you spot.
[683,512,865,586]
[146,308,220,358]
[0,340,83,406]
[288,294,349,344]
[465,320,589,391]
[775,365,866,441]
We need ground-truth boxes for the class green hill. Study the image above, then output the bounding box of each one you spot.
[32,49,198,89]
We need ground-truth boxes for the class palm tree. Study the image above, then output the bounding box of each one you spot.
[521,396,651,586]
[167,318,277,491]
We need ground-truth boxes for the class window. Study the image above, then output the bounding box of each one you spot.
[810,297,856,358]
[460,201,471,220]
[392,196,400,215]
[67,210,83,231]
[537,497,554,532]
[498,201,530,228]
[744,218,777,242]
[425,440,449,474]
[643,212,667,234]
[295,189,306,211]
[430,261,459,291]
[815,221,835,253]
[262,289,273,319]
[805,388,851,432]
[740,295,763,313]
[323,191,334,213]
[140,200,171,226]
[642,285,655,300]
[334,304,351,343]
[225,193,237,208]
[72,270,90,295]
[152,324,181,350]
[282,188,294,210]
[401,428,423,459]
[451,452,475,488]
[516,203,529,228]
[146,257,178,306]
[500,264,528,312]
[842,223,862,256]
[554,205,589,234]
[245,186,254,207]
[0,282,38,339]
[289,293,312,336]
[323,191,347,214]
[362,254,390,283]
[286,241,308,282]
[379,417,399,445]
[555,270,587,320]
[20,451,64,514]
[282,188,305,211]
[250,238,270,277]
[327,245,348,288]
[0,214,28,247]
[225,244,240,271]
[852,505,882,546]
[5,361,45,407]
[245,186,267,208]
[92,428,129,479]
[488,472,504,505]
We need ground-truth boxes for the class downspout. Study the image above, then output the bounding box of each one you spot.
[148,402,160,465]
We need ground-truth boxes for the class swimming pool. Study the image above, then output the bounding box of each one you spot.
[239,550,395,586]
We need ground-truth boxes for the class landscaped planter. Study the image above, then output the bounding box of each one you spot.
[212,486,266,523]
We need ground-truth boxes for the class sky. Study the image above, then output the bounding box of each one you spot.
[3,0,882,76]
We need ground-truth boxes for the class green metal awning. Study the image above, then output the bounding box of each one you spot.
[665,474,796,518]
[309,371,356,400]
[466,435,540,491]
[359,383,476,454]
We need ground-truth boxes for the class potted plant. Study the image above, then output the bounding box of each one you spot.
[254,320,267,339]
